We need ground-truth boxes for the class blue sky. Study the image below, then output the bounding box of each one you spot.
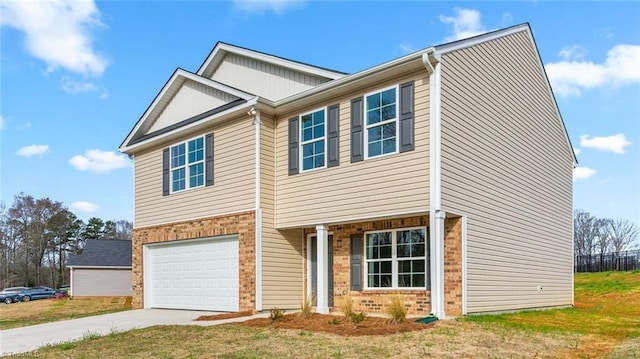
[1,1,639,227]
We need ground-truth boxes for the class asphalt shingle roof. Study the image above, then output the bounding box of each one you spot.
[67,239,132,267]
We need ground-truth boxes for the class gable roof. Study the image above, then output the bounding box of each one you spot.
[67,239,132,267]
[197,41,347,80]
[120,68,255,151]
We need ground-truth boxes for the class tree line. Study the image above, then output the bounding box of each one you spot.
[0,193,132,289]
[574,208,639,257]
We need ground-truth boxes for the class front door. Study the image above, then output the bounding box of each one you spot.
[308,234,333,307]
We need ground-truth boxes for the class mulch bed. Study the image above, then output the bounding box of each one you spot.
[195,311,255,321]
[237,313,436,336]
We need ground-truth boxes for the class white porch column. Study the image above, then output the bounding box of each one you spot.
[430,210,446,319]
[316,224,330,314]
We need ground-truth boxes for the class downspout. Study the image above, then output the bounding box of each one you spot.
[425,48,446,319]
[253,108,263,312]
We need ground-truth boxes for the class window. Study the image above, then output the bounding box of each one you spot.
[300,108,326,171]
[170,136,204,192]
[365,227,427,289]
[365,86,397,158]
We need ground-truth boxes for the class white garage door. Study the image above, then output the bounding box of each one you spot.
[144,235,239,311]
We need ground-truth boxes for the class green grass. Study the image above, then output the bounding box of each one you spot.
[464,271,640,340]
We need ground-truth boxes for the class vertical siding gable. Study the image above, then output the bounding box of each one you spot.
[211,53,331,101]
[439,31,574,313]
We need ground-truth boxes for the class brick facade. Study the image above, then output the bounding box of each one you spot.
[303,215,464,317]
[131,211,256,312]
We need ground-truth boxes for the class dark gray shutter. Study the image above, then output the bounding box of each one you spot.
[350,234,363,291]
[350,97,364,162]
[288,117,299,175]
[399,81,415,153]
[162,148,170,196]
[327,104,340,168]
[205,133,214,186]
[426,227,431,290]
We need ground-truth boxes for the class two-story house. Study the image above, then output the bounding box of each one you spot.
[119,23,575,318]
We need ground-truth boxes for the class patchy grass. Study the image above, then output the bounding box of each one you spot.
[0,297,132,329]
[28,272,640,358]
[465,271,640,357]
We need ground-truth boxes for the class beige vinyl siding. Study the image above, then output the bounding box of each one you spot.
[275,71,430,228]
[439,31,574,313]
[148,79,239,133]
[71,268,132,296]
[260,114,303,308]
[211,53,329,101]
[134,117,255,228]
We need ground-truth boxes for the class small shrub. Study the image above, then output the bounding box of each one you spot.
[269,307,285,321]
[349,311,366,326]
[327,317,340,325]
[386,294,407,323]
[339,293,354,318]
[300,294,314,318]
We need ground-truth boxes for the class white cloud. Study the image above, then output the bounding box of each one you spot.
[233,0,307,14]
[16,144,49,157]
[546,44,640,97]
[17,121,32,130]
[69,149,131,173]
[573,166,596,181]
[70,201,99,213]
[0,0,107,76]
[439,7,490,41]
[399,42,416,54]
[61,77,98,94]
[501,12,513,26]
[559,45,587,61]
[573,148,581,156]
[0,115,4,130]
[580,134,631,154]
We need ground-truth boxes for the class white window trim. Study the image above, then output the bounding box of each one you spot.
[363,84,400,160]
[364,226,427,290]
[299,107,328,173]
[169,135,205,194]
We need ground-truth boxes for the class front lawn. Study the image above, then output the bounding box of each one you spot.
[0,297,132,330]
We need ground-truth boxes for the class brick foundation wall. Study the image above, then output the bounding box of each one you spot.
[444,217,463,316]
[304,215,432,315]
[131,211,256,312]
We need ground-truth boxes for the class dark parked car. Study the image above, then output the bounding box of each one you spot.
[0,287,29,304]
[16,286,66,302]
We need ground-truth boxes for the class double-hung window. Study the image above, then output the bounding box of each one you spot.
[365,86,398,158]
[365,227,427,289]
[300,108,326,171]
[170,136,204,192]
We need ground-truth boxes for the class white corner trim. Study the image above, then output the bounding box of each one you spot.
[435,24,529,55]
[315,224,330,314]
[255,110,263,311]
[143,245,150,309]
[434,64,442,210]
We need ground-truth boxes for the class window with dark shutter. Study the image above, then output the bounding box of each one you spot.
[399,81,415,153]
[350,234,363,291]
[288,117,299,175]
[350,97,364,162]
[162,148,170,196]
[205,133,214,186]
[327,104,340,167]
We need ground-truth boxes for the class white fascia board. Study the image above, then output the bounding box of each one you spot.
[120,97,259,153]
[197,43,346,80]
[67,266,132,269]
[120,70,255,152]
[434,24,529,55]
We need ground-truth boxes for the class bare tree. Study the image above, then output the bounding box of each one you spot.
[607,218,639,254]
[574,209,604,256]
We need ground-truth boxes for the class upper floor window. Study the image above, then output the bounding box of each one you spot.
[170,136,204,192]
[365,86,398,158]
[300,108,326,171]
[365,227,427,289]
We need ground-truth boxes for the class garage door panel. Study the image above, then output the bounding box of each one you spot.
[145,235,239,311]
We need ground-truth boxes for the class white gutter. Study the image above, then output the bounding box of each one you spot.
[67,266,132,269]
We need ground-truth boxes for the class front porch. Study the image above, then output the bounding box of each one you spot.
[300,214,463,318]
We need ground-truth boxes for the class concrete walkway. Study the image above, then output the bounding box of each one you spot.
[0,309,268,355]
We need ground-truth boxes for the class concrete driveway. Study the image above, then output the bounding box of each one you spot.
[0,309,268,355]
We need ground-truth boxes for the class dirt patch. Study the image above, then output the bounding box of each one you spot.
[573,302,596,308]
[195,311,254,321]
[238,313,434,336]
